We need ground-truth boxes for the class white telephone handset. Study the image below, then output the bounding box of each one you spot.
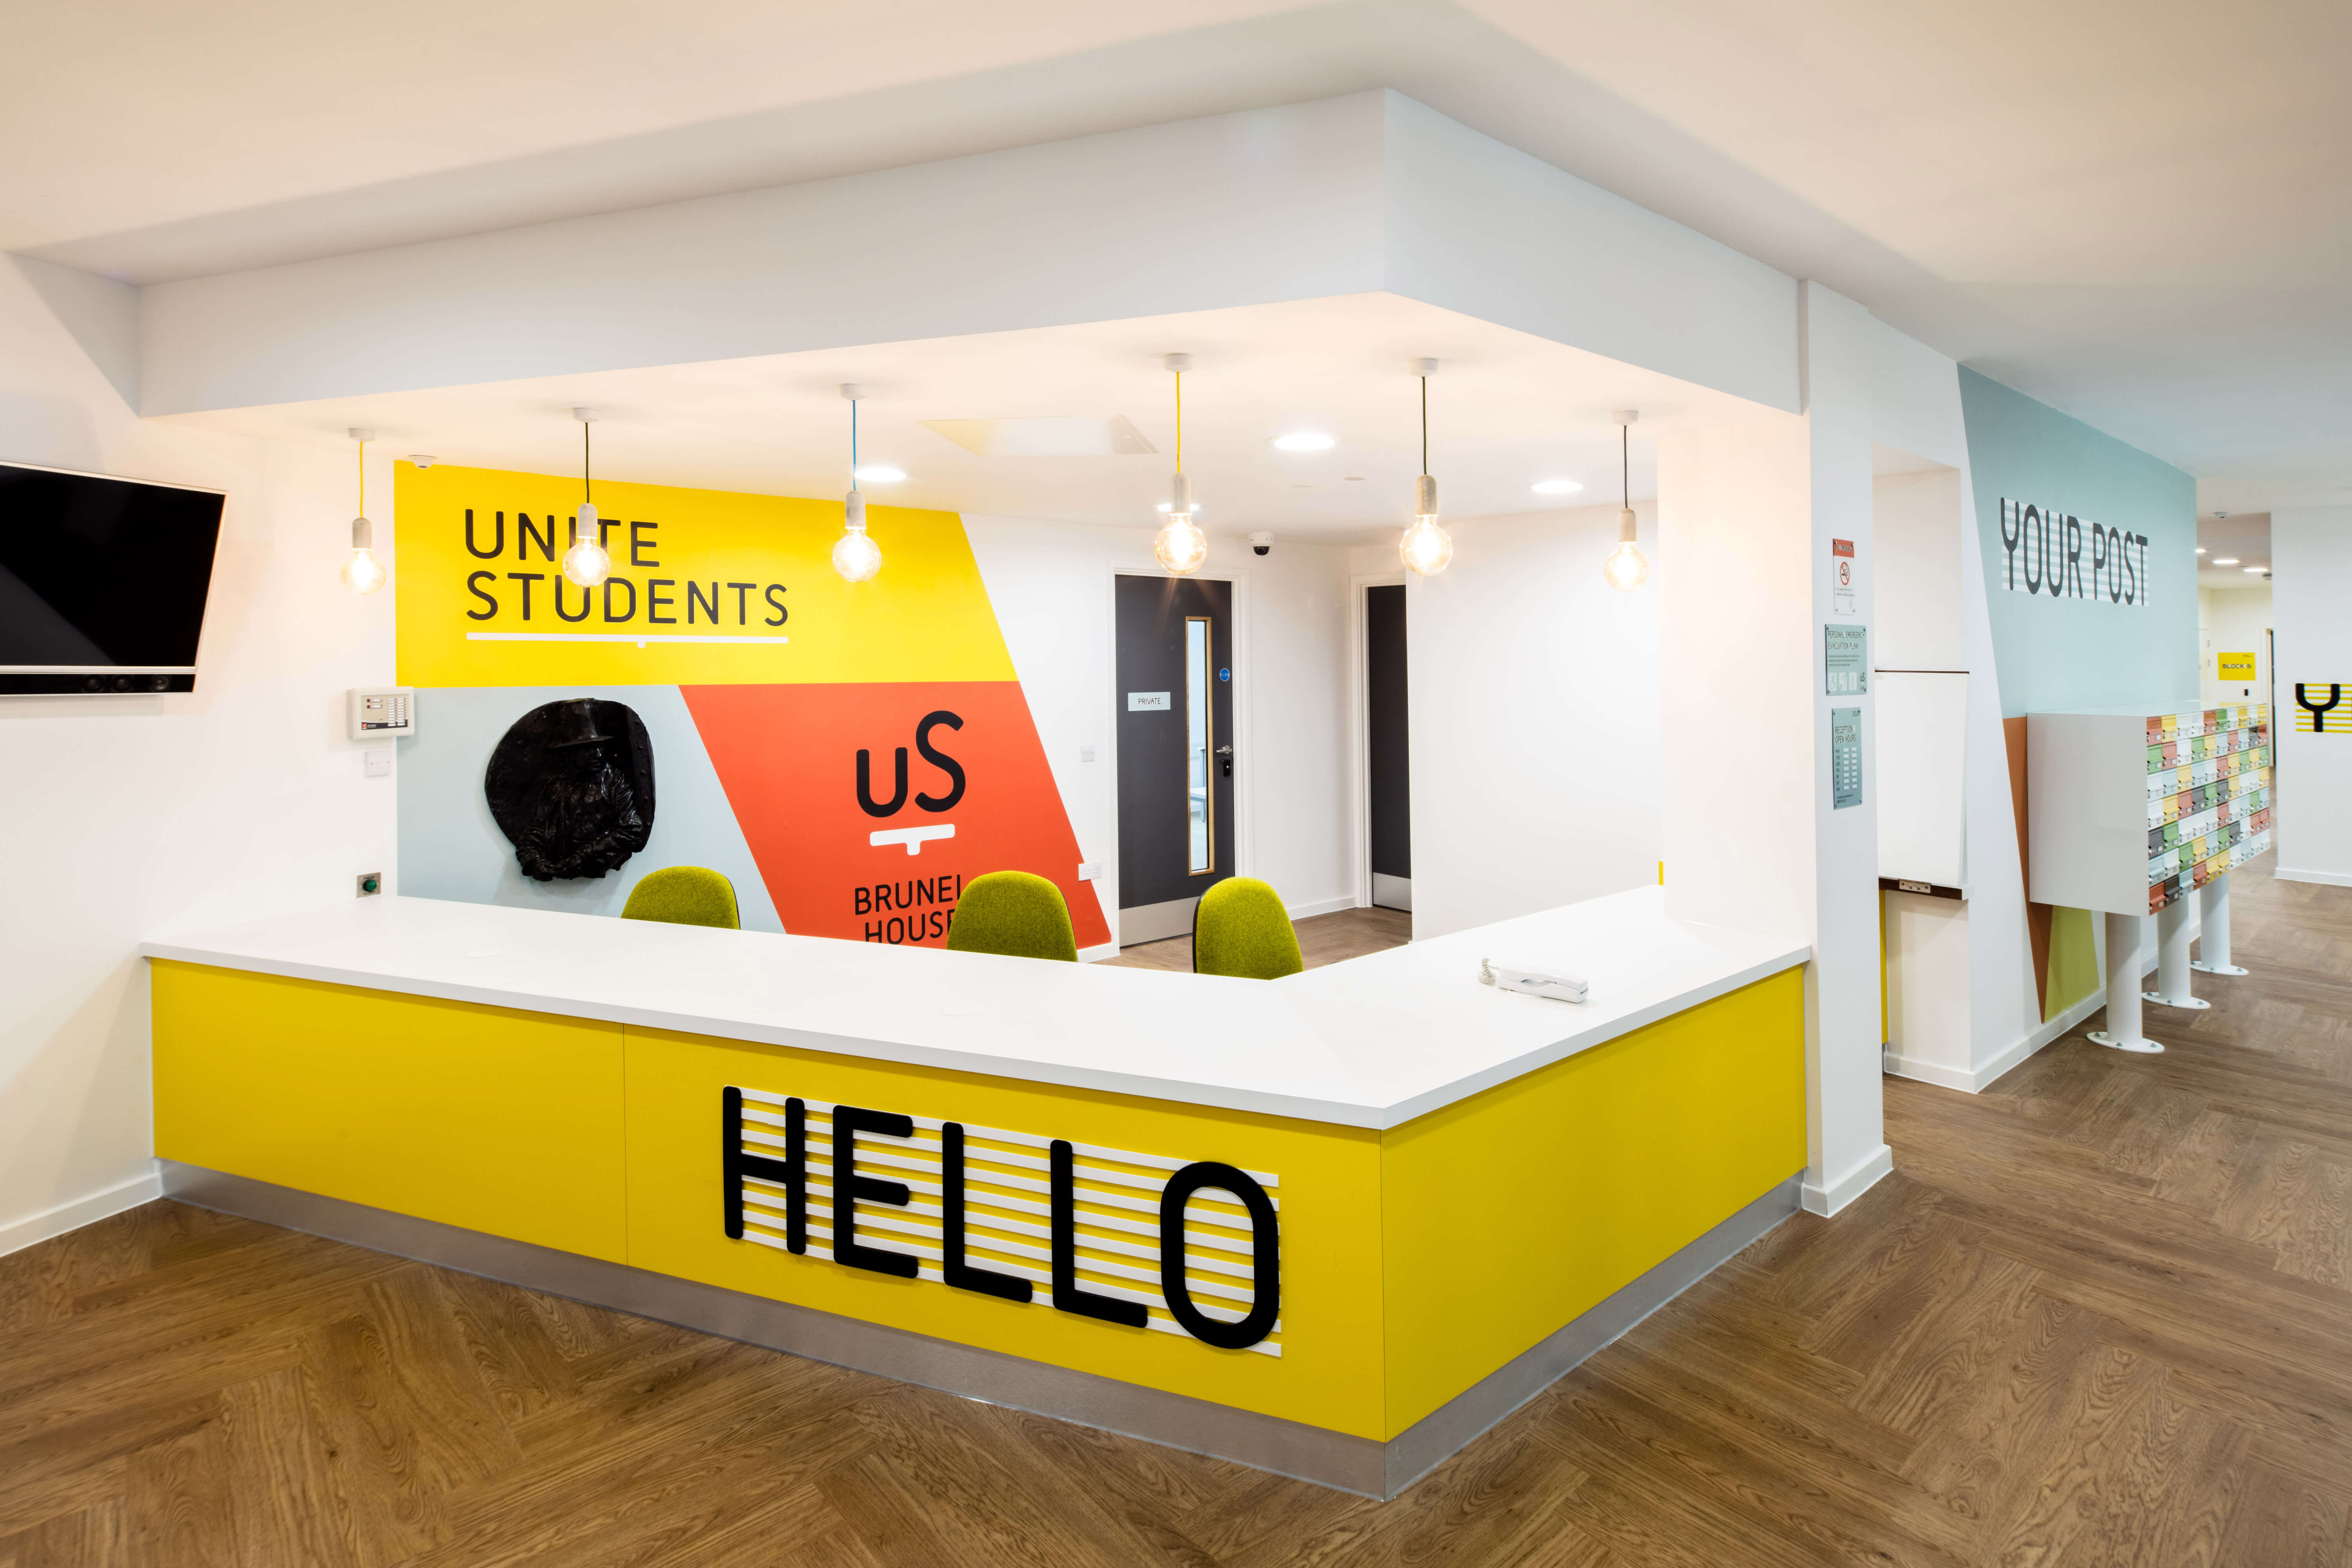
[1479,958,1589,1004]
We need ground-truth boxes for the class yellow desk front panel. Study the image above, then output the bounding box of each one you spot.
[151,962,628,1263]
[1378,969,1806,1435]
[624,1025,1388,1439]
[150,961,1803,1449]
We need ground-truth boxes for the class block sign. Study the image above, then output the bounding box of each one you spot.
[2217,651,2258,682]
[722,1088,1283,1354]
[2295,683,2350,733]
[1127,691,1172,711]
[1997,499,2150,606]
[1830,539,1857,614]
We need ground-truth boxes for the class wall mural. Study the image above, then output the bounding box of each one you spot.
[396,463,1111,947]
[485,698,657,880]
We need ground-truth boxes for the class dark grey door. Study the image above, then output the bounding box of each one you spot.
[1116,574,1234,944]
[1366,584,1411,911]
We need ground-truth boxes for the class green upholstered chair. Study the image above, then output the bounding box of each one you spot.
[1192,877,1304,980]
[946,871,1078,962]
[621,866,740,929]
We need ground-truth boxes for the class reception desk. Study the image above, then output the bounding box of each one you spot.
[147,888,1807,1497]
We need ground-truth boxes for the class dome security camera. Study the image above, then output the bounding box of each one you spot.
[1247,531,1274,556]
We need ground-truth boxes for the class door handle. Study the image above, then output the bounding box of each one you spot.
[1216,744,1233,777]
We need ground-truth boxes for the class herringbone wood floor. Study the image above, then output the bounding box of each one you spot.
[6,860,2351,1566]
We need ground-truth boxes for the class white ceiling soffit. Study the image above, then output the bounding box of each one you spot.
[10,0,2350,509]
[2196,512,2273,588]
[158,293,1756,542]
[922,416,1158,457]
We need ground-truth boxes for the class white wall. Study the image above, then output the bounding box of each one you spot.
[1658,281,1889,1218]
[2272,507,2352,886]
[1366,501,1662,940]
[1874,469,1965,671]
[0,257,399,1256]
[2198,584,2272,705]
[962,517,1354,942]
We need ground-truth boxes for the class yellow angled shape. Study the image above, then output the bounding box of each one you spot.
[150,962,628,1261]
[1377,970,1804,1437]
[394,463,1014,689]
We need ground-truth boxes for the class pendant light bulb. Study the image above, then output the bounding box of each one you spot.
[1155,472,1207,573]
[562,409,612,588]
[833,385,883,583]
[834,488,882,582]
[1603,410,1648,592]
[1154,354,1208,575]
[1399,361,1452,576]
[341,428,387,594]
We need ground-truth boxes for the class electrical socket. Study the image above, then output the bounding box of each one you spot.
[357,872,382,897]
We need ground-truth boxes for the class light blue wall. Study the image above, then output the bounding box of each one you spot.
[1960,367,2198,716]
[396,684,785,931]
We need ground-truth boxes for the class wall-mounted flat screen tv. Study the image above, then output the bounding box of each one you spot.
[0,461,225,694]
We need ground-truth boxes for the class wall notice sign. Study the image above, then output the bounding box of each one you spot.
[1127,691,1172,711]
[1830,538,1857,615]
[1832,707,1863,809]
[1824,624,1868,695]
[2218,651,2257,682]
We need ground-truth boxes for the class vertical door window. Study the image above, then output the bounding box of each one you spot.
[1187,615,1213,873]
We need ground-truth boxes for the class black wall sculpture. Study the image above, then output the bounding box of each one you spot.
[485,698,657,881]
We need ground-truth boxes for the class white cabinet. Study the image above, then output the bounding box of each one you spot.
[2028,703,2272,918]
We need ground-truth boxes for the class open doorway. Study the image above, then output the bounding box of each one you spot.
[1365,582,1412,912]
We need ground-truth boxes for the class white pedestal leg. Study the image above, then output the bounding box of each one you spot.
[2192,871,2249,975]
[2143,895,2209,1009]
[2089,910,2163,1052]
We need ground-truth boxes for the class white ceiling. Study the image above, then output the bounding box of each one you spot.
[162,294,1742,541]
[8,0,2350,512]
[2197,512,2273,590]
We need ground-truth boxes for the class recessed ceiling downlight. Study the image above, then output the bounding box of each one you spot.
[1531,478,1584,495]
[1272,431,1336,452]
[853,465,906,483]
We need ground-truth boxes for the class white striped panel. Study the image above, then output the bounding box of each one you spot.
[737,1211,1276,1334]
[731,1085,1281,1352]
[736,1092,1278,1187]
[737,1225,1280,1356]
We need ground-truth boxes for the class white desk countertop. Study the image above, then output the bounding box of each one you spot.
[144,888,1808,1130]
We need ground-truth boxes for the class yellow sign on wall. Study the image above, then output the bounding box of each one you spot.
[2218,650,2258,682]
[394,463,1014,689]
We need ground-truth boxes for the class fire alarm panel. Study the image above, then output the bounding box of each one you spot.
[348,686,417,740]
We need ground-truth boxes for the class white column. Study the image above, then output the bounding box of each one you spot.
[2089,912,2163,1052]
[2192,873,2247,974]
[1658,281,1889,1216]
[2273,505,2352,885]
[2143,897,2205,1009]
